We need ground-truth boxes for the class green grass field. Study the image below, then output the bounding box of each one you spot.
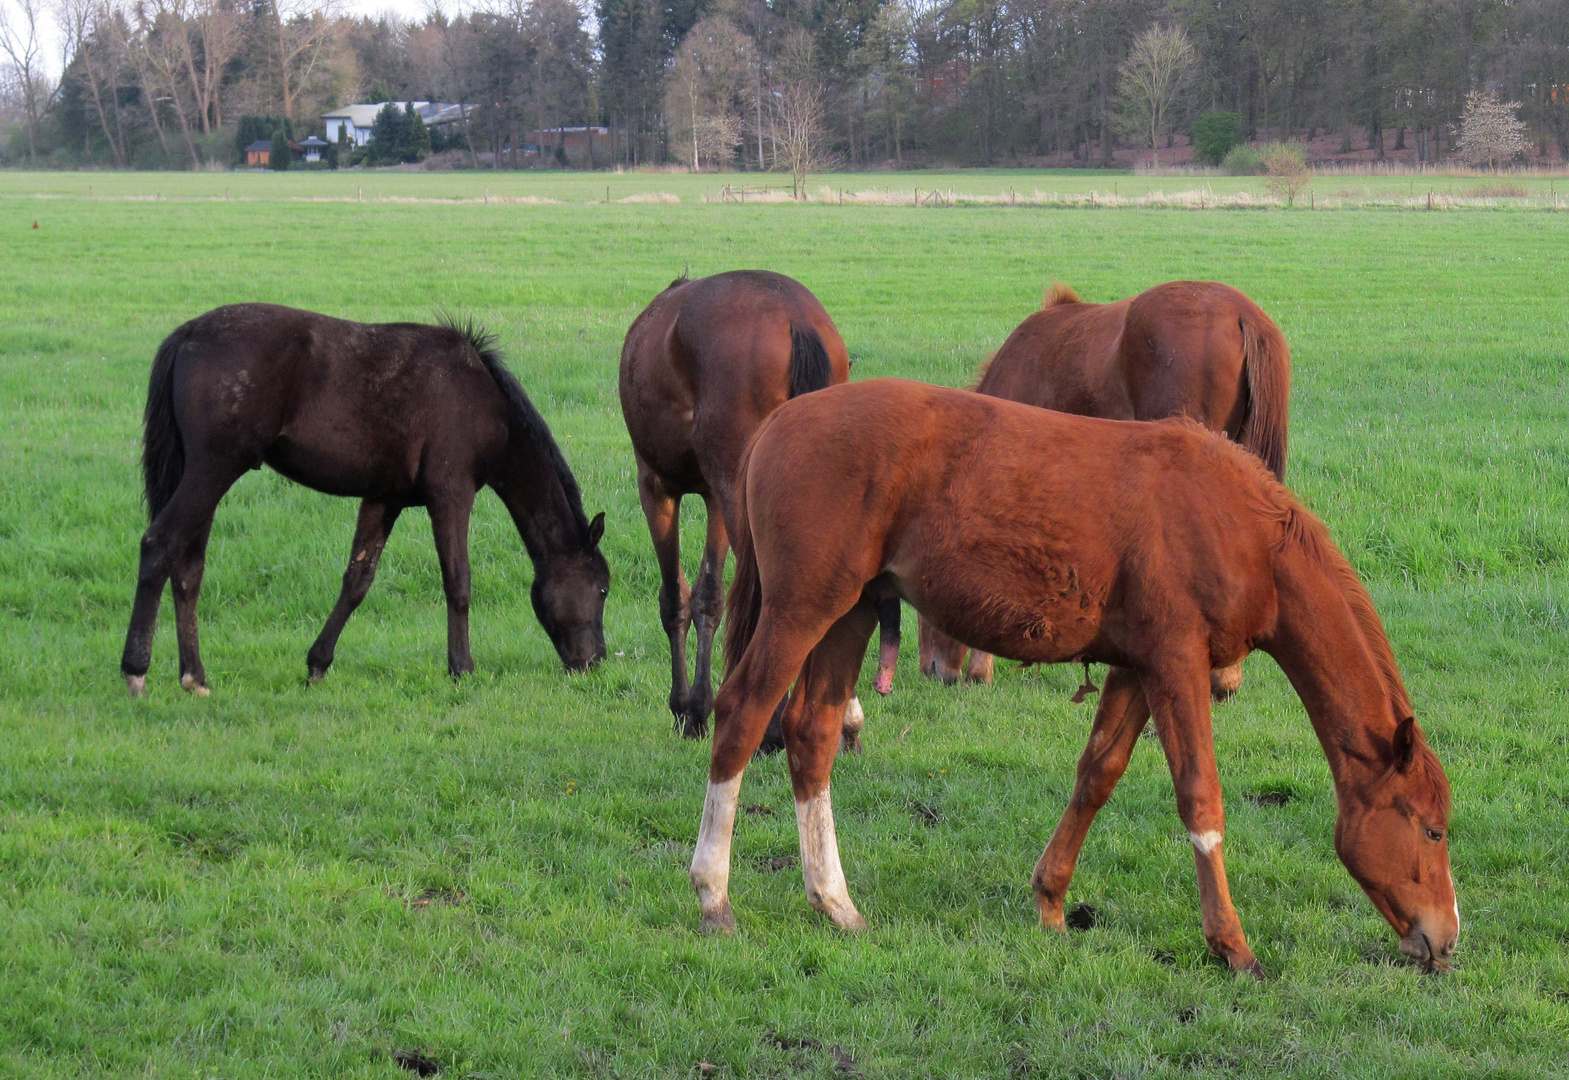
[2,170,1567,1078]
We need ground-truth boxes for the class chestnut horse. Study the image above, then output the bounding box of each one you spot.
[917,280,1291,699]
[122,305,609,696]
[620,270,893,745]
[691,379,1455,975]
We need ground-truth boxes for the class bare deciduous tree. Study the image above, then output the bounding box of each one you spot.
[772,30,825,198]
[0,0,51,159]
[1114,22,1195,166]
[665,15,753,171]
[1457,90,1528,170]
[270,0,339,121]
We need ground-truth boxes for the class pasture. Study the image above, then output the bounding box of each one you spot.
[1,169,1567,1077]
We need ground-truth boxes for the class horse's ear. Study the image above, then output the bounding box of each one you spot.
[1392,716,1420,772]
[587,511,605,546]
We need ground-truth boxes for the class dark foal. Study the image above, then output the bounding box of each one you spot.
[122,304,608,696]
[917,280,1291,700]
[619,270,888,744]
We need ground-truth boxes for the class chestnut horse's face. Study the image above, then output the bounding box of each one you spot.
[532,512,610,672]
[1334,717,1457,970]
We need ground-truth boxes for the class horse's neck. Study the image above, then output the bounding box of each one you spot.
[1269,541,1403,791]
[494,437,581,563]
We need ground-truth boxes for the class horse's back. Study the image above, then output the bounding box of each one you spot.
[169,304,508,497]
[748,379,1281,665]
[619,271,848,499]
[977,297,1133,416]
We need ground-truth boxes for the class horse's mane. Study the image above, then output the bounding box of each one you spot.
[440,314,591,536]
[1273,491,1414,719]
[1042,281,1080,309]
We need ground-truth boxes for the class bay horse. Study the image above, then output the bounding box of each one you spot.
[691,379,1455,975]
[121,304,609,696]
[619,270,894,746]
[916,280,1291,701]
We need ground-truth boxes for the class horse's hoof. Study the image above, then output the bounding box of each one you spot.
[1233,956,1267,980]
[307,668,327,684]
[124,674,146,698]
[828,908,868,932]
[699,904,736,935]
[873,667,894,696]
[179,674,210,697]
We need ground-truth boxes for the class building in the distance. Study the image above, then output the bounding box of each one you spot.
[321,102,472,147]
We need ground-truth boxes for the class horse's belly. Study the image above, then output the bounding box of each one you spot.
[264,436,417,500]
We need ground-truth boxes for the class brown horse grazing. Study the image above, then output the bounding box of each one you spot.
[121,304,609,696]
[691,379,1456,975]
[917,281,1291,701]
[619,270,892,744]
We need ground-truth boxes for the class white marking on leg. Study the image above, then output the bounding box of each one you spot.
[125,674,146,698]
[796,785,866,929]
[690,774,742,924]
[842,696,864,732]
[1189,829,1223,855]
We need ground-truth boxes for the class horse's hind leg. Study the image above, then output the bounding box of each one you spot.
[122,466,242,696]
[306,500,403,681]
[684,493,730,737]
[1032,666,1149,927]
[783,597,879,929]
[636,459,692,730]
[427,490,476,677]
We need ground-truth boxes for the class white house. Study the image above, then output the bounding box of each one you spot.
[321,102,472,147]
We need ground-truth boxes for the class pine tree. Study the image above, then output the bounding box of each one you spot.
[268,128,291,171]
[406,104,431,162]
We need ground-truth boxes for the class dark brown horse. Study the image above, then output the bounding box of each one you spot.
[917,281,1291,699]
[619,270,892,744]
[691,379,1455,975]
[121,304,609,696]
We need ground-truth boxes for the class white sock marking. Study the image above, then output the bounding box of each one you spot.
[796,785,863,927]
[691,775,742,916]
[1189,829,1223,855]
[842,696,865,731]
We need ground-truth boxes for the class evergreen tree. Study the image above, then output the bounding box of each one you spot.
[268,128,291,170]
[406,103,431,161]
[1192,110,1244,165]
[368,101,407,164]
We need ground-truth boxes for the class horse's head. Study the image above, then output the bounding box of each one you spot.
[1334,716,1457,970]
[533,511,609,672]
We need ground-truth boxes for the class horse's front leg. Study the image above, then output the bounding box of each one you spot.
[1033,666,1149,927]
[1145,658,1261,976]
[784,597,879,928]
[685,494,729,736]
[873,596,901,695]
[428,491,475,678]
[307,500,403,681]
[691,616,815,933]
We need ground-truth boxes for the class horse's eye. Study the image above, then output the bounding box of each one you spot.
[600,588,608,598]
[1425,828,1444,842]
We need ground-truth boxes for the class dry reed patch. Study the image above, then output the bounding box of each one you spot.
[1464,183,1530,198]
[617,192,681,203]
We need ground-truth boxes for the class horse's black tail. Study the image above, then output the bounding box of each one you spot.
[787,324,834,398]
[142,326,188,522]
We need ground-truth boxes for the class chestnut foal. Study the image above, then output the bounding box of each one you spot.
[917,281,1291,701]
[692,379,1455,974]
[620,270,892,746]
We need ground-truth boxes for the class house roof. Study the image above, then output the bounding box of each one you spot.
[244,140,272,152]
[298,136,328,147]
[321,102,473,129]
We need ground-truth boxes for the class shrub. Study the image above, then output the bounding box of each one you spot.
[1192,110,1244,166]
[1260,142,1311,206]
[268,129,291,171]
[1221,144,1262,175]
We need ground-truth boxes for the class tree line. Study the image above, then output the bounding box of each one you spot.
[2,0,1566,169]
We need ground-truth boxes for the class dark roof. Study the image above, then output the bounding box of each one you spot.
[244,140,272,152]
[298,136,328,147]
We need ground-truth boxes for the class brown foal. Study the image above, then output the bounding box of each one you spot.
[917,281,1291,701]
[692,379,1455,975]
